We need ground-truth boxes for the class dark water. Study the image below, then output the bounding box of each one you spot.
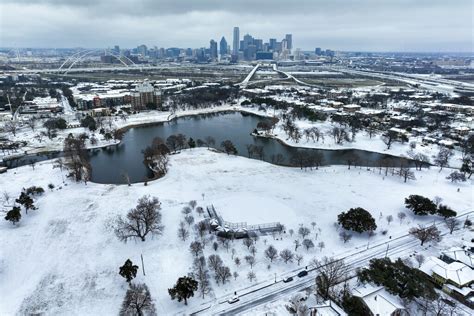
[2,112,410,184]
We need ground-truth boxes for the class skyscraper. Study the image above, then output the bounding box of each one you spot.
[210,40,218,60]
[233,27,240,55]
[220,37,228,56]
[285,34,293,51]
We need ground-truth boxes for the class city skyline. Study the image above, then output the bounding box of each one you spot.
[0,0,472,52]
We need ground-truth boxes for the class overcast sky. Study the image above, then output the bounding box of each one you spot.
[0,0,472,52]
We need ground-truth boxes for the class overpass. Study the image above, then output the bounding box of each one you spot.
[237,64,261,88]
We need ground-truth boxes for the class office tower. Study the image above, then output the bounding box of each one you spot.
[220,37,228,56]
[315,47,322,55]
[285,34,293,50]
[210,40,218,60]
[113,45,120,55]
[233,27,240,55]
[137,44,148,57]
[269,38,277,51]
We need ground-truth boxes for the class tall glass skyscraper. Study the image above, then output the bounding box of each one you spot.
[233,27,240,55]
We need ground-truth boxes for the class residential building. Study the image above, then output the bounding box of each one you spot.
[130,81,162,111]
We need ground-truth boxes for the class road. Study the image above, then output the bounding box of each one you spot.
[188,210,473,315]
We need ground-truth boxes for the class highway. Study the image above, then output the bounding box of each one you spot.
[186,210,473,315]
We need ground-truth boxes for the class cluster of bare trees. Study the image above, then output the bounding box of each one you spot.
[290,150,324,170]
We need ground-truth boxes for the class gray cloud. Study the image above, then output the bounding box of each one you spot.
[0,0,472,51]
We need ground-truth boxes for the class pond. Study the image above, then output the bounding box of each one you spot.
[2,112,411,184]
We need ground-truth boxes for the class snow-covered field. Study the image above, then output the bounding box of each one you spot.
[0,148,471,315]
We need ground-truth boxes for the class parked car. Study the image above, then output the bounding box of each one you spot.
[228,296,239,304]
[283,277,294,283]
[297,270,308,278]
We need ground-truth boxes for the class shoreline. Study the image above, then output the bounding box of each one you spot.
[1,106,460,172]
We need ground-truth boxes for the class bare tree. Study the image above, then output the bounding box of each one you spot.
[317,241,325,252]
[233,271,239,280]
[214,266,231,285]
[264,245,278,262]
[26,117,37,131]
[189,200,197,210]
[298,226,311,239]
[386,215,393,225]
[280,249,294,264]
[295,254,304,266]
[445,218,460,234]
[177,221,190,241]
[434,148,454,171]
[208,254,223,272]
[243,238,253,249]
[189,241,203,257]
[204,136,215,149]
[312,257,349,300]
[119,283,156,316]
[339,231,352,243]
[247,271,256,282]
[114,196,164,242]
[234,257,241,266]
[398,167,416,183]
[414,254,425,268]
[192,256,211,299]
[409,225,442,246]
[182,206,192,215]
[4,120,19,136]
[302,239,315,251]
[397,212,406,224]
[245,255,256,269]
[294,239,301,251]
[196,206,205,217]
[249,246,257,256]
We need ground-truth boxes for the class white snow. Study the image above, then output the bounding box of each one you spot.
[0,148,472,315]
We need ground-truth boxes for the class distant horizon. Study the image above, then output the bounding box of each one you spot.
[1,47,473,56]
[1,0,472,53]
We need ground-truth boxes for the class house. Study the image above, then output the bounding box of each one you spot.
[440,247,474,268]
[310,300,347,316]
[343,104,361,113]
[352,284,408,316]
[419,256,474,305]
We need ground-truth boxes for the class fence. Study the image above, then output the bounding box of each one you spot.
[207,204,282,237]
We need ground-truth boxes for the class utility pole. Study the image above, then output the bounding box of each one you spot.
[385,243,389,258]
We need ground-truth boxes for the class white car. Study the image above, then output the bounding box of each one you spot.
[228,296,240,304]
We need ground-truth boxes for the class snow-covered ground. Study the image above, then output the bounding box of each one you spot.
[0,148,471,315]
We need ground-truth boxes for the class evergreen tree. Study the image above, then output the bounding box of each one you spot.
[168,276,198,305]
[15,192,35,214]
[337,207,377,233]
[357,257,437,301]
[119,259,139,284]
[437,204,456,218]
[404,195,437,216]
[5,206,21,225]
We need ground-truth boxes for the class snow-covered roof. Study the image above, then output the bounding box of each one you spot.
[420,256,474,287]
[442,247,474,268]
[352,284,405,316]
